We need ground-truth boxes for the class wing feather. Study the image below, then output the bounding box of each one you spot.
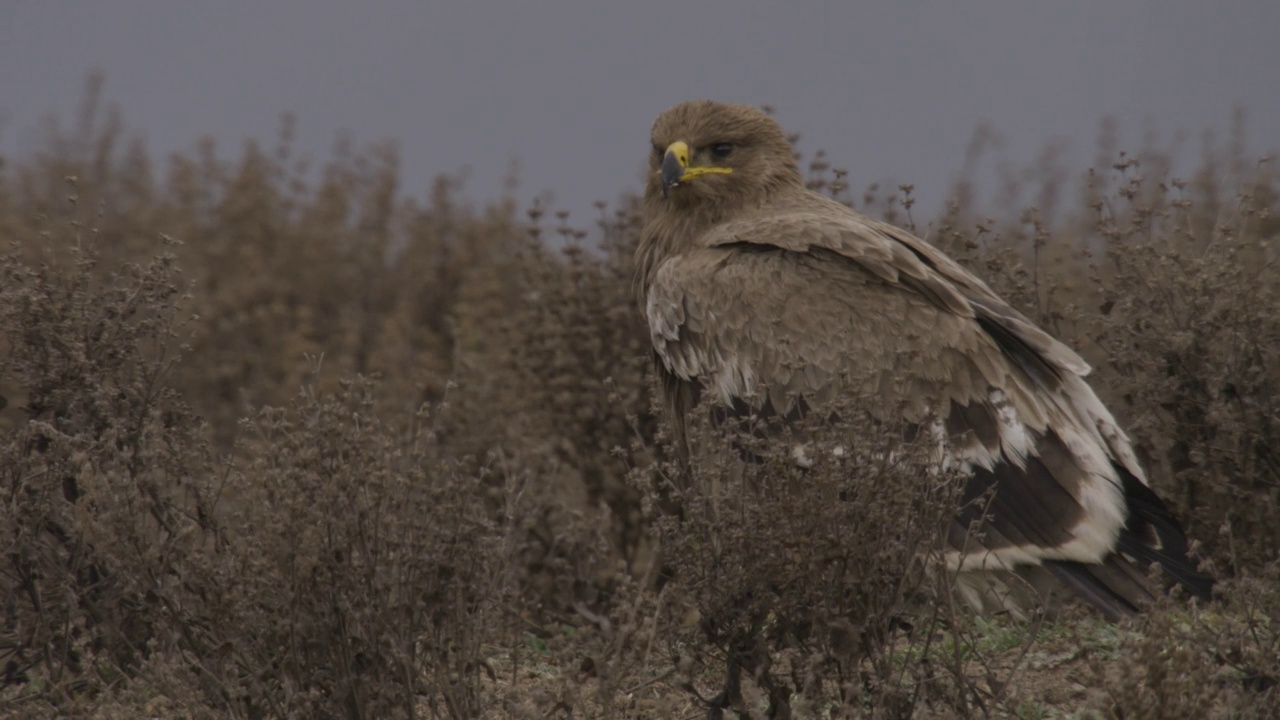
[646,202,1210,613]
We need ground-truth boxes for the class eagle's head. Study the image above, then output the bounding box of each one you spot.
[644,100,802,213]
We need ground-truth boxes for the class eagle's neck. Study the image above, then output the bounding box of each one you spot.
[636,184,805,302]
[636,201,719,303]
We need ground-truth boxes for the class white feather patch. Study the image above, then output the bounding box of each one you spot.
[943,379,1132,570]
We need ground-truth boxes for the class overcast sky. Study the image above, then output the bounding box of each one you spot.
[2,1,1277,225]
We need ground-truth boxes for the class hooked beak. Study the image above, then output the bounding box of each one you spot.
[660,140,732,199]
[660,141,689,199]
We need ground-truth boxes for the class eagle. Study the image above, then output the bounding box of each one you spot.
[636,100,1212,619]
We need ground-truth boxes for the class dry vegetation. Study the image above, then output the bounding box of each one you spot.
[1,80,1278,719]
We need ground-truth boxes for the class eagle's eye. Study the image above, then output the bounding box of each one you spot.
[710,143,734,159]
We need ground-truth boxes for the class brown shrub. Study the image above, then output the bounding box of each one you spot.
[0,227,223,710]
[653,405,973,718]
[1098,565,1279,719]
[2,79,1278,717]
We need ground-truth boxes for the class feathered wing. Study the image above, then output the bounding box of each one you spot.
[645,199,1211,618]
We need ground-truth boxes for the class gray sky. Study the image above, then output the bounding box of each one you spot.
[2,1,1277,225]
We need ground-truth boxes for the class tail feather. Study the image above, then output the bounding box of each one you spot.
[1044,464,1213,619]
[1044,556,1154,621]
[1115,465,1215,601]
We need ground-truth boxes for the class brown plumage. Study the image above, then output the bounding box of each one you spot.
[636,100,1212,619]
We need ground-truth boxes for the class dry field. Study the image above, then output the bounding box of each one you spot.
[2,83,1277,718]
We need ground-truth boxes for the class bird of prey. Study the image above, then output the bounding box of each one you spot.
[636,100,1212,619]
